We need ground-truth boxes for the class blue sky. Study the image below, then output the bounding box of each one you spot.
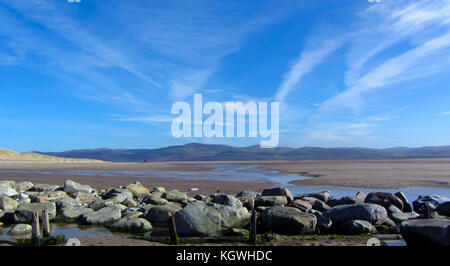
[1,0,450,152]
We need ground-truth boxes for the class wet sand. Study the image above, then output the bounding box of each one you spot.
[0,158,449,195]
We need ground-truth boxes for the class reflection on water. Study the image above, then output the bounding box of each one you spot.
[0,164,449,203]
[0,223,112,240]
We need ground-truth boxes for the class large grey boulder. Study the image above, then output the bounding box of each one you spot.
[337,220,377,235]
[295,191,331,203]
[236,190,258,198]
[365,192,404,210]
[323,203,388,226]
[287,199,312,212]
[145,204,182,224]
[413,195,450,214]
[110,218,152,233]
[400,219,450,246]
[73,191,97,204]
[64,180,92,194]
[262,187,293,202]
[255,196,288,207]
[394,192,412,212]
[0,196,19,212]
[14,182,34,193]
[8,224,32,235]
[301,197,330,212]
[174,201,250,236]
[60,206,94,220]
[261,206,316,235]
[145,196,169,206]
[0,184,18,197]
[327,196,356,207]
[79,206,121,225]
[162,190,188,204]
[52,196,79,209]
[390,211,420,223]
[14,202,57,223]
[436,202,450,217]
[212,194,242,208]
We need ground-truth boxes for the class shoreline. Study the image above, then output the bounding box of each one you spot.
[1,158,450,191]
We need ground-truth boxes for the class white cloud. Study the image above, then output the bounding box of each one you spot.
[275,39,341,103]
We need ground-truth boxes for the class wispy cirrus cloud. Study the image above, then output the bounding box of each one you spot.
[274,39,341,104]
[318,0,450,114]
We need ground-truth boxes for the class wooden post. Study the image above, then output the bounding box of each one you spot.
[42,208,50,238]
[249,209,257,244]
[31,211,40,240]
[168,214,179,245]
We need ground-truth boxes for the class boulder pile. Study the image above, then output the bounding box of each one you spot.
[0,179,449,245]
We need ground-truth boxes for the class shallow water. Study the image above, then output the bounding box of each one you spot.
[0,223,113,239]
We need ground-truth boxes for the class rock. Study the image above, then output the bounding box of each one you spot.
[188,188,199,192]
[261,206,316,235]
[123,197,138,207]
[64,180,92,194]
[31,184,59,192]
[194,194,208,201]
[0,196,19,212]
[89,199,114,211]
[212,194,242,208]
[311,211,333,232]
[108,191,133,204]
[145,196,169,205]
[18,193,31,204]
[152,187,166,193]
[126,183,150,196]
[337,220,377,235]
[174,201,250,236]
[122,210,143,219]
[239,197,255,211]
[355,191,366,203]
[14,202,57,223]
[60,206,94,220]
[262,187,293,202]
[223,228,250,237]
[145,204,183,224]
[301,197,330,212]
[79,206,121,224]
[436,202,450,217]
[413,195,450,214]
[365,192,404,210]
[287,199,312,212]
[0,180,15,187]
[400,219,450,246]
[110,218,152,233]
[255,196,288,207]
[73,191,97,204]
[295,191,331,203]
[323,203,388,226]
[14,182,34,193]
[162,190,188,204]
[8,224,32,235]
[390,211,420,223]
[0,185,18,197]
[394,192,412,212]
[33,191,68,203]
[327,196,356,207]
[236,190,258,198]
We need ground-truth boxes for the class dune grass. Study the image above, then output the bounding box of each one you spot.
[0,148,103,162]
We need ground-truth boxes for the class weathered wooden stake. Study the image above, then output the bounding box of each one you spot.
[42,208,50,238]
[31,211,40,240]
[249,209,257,244]
[168,214,179,245]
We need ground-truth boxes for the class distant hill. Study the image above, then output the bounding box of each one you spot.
[35,143,450,162]
[0,148,102,162]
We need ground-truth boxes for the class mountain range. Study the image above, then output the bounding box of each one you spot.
[35,143,450,162]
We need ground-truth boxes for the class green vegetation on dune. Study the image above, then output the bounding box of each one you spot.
[0,148,103,162]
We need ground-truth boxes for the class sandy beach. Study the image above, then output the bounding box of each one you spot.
[1,158,450,193]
